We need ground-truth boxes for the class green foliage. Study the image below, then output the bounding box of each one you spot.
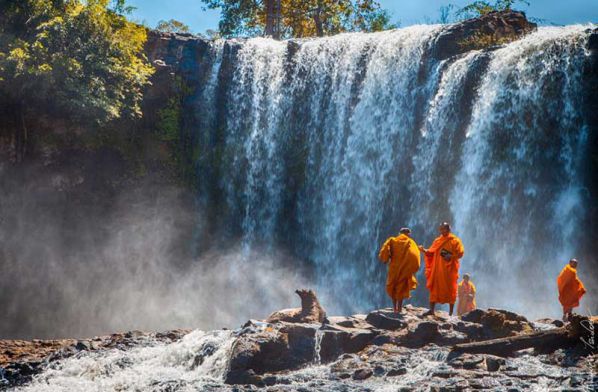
[157,98,182,142]
[0,0,154,125]
[456,0,530,20]
[155,19,191,34]
[152,76,199,184]
[201,0,395,38]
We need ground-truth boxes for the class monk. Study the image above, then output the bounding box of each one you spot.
[419,222,464,316]
[457,273,476,316]
[378,227,421,313]
[557,258,586,322]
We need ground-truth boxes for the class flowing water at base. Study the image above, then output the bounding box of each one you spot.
[13,331,234,392]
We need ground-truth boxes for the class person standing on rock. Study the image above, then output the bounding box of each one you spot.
[419,222,464,317]
[378,227,421,314]
[557,258,586,322]
[457,273,476,316]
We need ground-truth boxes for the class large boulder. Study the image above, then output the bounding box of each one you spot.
[433,10,537,61]
[462,308,533,339]
[318,324,379,362]
[225,322,317,384]
[225,318,380,384]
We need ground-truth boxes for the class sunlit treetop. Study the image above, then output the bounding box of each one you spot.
[201,0,396,39]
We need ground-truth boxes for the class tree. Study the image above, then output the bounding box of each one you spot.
[456,0,530,20]
[156,19,192,34]
[201,0,395,39]
[0,0,154,161]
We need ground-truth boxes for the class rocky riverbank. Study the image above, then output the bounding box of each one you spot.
[1,291,595,391]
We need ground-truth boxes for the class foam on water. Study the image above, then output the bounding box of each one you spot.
[13,330,234,392]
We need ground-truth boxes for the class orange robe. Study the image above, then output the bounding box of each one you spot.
[457,280,476,316]
[557,264,586,311]
[378,234,421,301]
[424,233,464,304]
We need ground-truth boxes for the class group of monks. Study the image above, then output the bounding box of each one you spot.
[378,222,587,321]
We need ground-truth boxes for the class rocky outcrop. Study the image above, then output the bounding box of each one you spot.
[433,10,537,61]
[221,297,594,386]
[266,289,327,324]
[1,299,594,390]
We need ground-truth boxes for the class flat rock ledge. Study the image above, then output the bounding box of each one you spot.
[224,305,598,386]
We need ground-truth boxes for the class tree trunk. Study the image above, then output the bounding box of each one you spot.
[313,2,324,37]
[451,315,596,357]
[452,328,575,357]
[264,0,281,39]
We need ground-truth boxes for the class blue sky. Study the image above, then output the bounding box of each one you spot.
[128,0,598,34]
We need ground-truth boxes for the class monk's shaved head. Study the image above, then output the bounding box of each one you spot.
[463,273,471,281]
[399,227,411,235]
[439,222,451,236]
[569,258,578,268]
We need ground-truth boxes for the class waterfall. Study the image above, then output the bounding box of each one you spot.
[193,25,592,318]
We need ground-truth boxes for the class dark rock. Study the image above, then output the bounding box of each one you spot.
[365,310,408,331]
[454,321,484,340]
[370,333,399,346]
[318,325,377,363]
[485,355,506,372]
[352,368,373,380]
[461,309,485,324]
[588,28,598,53]
[225,369,264,386]
[386,367,407,377]
[482,311,532,338]
[74,340,90,351]
[432,369,458,378]
[433,11,537,61]
[448,353,484,370]
[262,375,278,386]
[373,365,386,376]
[488,309,528,323]
[403,321,440,347]
[225,323,317,384]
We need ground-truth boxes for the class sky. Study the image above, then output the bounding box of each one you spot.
[128,0,598,34]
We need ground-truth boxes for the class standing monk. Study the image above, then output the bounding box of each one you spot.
[457,273,476,316]
[557,258,586,322]
[378,228,421,313]
[419,222,464,316]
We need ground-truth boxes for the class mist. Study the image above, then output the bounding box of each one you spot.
[0,156,313,340]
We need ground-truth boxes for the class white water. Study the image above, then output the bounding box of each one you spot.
[13,331,234,392]
[193,24,593,319]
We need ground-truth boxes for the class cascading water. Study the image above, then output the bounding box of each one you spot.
[13,330,235,391]
[193,25,593,319]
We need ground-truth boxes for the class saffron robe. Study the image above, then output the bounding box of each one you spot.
[378,234,421,301]
[557,264,586,311]
[457,280,476,316]
[424,233,464,304]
